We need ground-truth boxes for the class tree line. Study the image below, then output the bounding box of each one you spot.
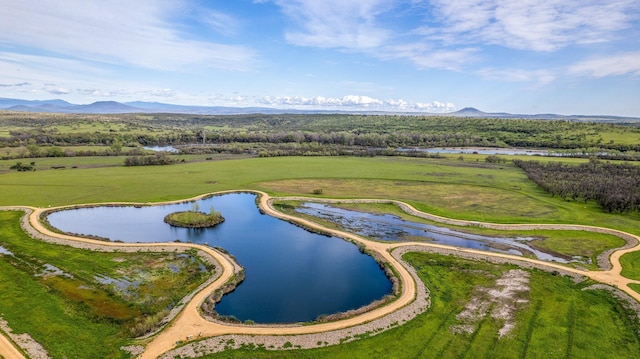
[514,158,640,213]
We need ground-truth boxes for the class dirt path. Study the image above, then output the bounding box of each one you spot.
[2,190,640,359]
[0,332,26,359]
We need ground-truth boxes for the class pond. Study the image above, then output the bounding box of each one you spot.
[46,193,392,324]
[143,145,180,153]
[294,202,577,264]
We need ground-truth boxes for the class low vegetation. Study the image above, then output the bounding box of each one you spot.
[620,252,640,281]
[124,152,175,166]
[0,211,212,357]
[165,205,224,228]
[194,252,640,359]
[9,161,35,171]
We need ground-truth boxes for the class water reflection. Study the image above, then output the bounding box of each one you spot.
[46,193,392,323]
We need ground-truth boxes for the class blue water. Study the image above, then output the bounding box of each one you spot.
[46,193,392,323]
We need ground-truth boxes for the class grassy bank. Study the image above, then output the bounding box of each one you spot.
[195,251,640,359]
[0,211,212,358]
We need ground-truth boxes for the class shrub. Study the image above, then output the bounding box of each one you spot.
[10,161,35,171]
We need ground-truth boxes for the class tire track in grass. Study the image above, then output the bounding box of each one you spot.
[565,300,575,359]
[484,329,500,359]
[434,337,455,359]
[458,305,493,359]
[520,300,543,359]
[416,310,457,358]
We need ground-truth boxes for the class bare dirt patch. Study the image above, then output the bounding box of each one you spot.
[450,269,530,338]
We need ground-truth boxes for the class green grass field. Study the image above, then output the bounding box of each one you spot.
[193,252,640,359]
[0,211,211,358]
[621,252,640,281]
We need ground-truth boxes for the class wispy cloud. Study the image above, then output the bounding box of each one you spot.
[270,0,637,74]
[425,0,636,51]
[378,43,478,70]
[0,0,255,71]
[476,68,556,87]
[275,0,392,49]
[269,0,479,69]
[568,52,640,77]
[197,9,243,37]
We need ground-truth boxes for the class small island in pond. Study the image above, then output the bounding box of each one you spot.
[164,205,224,228]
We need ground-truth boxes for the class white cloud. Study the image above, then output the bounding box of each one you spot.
[0,1,255,71]
[426,0,636,51]
[259,94,455,112]
[568,52,640,77]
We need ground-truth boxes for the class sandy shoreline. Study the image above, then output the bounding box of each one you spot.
[1,190,640,359]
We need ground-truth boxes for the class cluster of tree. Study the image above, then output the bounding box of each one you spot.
[124,152,175,166]
[485,154,508,163]
[179,142,445,159]
[514,158,640,213]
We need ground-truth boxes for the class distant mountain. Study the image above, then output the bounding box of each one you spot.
[73,101,143,114]
[448,107,638,122]
[451,107,486,116]
[0,97,73,108]
[5,100,144,114]
[0,97,638,122]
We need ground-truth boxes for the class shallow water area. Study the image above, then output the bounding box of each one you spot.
[0,245,13,256]
[295,202,574,263]
[46,193,392,323]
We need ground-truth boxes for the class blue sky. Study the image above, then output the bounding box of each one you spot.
[1,0,639,116]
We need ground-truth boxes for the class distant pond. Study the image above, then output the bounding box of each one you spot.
[46,193,392,323]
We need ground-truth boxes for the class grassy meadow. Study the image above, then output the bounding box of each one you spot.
[194,251,640,359]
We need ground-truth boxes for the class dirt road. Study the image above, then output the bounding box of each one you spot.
[0,332,25,359]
